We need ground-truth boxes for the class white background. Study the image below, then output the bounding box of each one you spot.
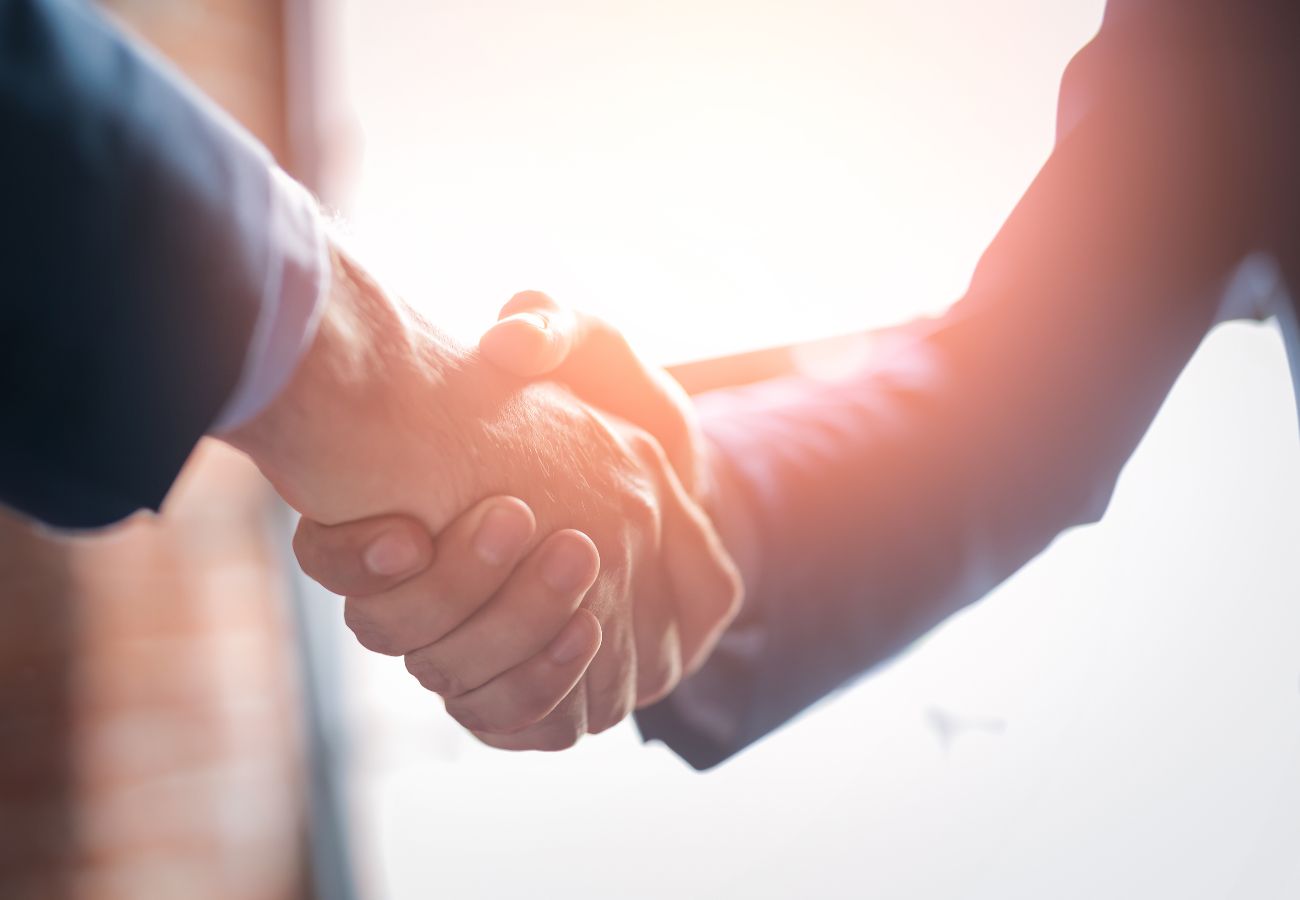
[329,2,1300,897]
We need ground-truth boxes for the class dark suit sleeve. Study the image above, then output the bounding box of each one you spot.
[0,0,295,528]
[637,1,1300,769]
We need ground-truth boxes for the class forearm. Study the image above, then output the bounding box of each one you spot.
[642,7,1284,767]
[0,0,296,527]
[643,297,1212,769]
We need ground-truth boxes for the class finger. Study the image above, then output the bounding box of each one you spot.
[497,288,561,319]
[582,628,637,734]
[578,561,639,734]
[472,682,589,752]
[631,569,683,708]
[341,496,535,656]
[403,529,599,696]
[444,610,601,735]
[581,355,701,497]
[294,514,434,597]
[661,476,744,675]
[637,368,705,496]
[617,428,723,687]
[484,296,703,494]
[503,305,702,493]
[479,291,578,377]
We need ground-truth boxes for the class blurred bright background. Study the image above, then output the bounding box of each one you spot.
[321,1,1300,897]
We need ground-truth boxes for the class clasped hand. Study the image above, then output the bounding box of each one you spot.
[231,257,742,752]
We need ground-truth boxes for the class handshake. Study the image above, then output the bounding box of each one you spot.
[223,244,749,751]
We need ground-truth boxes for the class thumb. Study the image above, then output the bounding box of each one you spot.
[293,514,435,597]
[478,291,577,377]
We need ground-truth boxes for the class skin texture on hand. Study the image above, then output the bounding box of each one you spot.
[224,247,741,749]
[291,291,760,749]
[480,293,762,603]
[481,293,710,500]
[297,496,606,734]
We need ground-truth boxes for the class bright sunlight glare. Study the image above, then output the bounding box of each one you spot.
[325,4,1300,899]
[339,0,1105,363]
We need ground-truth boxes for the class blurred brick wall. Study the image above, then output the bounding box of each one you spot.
[101,0,289,158]
[0,1,312,898]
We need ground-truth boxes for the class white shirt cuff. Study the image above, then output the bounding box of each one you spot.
[210,166,330,433]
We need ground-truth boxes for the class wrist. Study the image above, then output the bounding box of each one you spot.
[222,243,466,520]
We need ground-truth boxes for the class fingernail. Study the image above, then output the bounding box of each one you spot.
[473,504,532,566]
[510,311,550,331]
[546,615,591,665]
[364,531,419,576]
[541,538,592,593]
[503,311,549,333]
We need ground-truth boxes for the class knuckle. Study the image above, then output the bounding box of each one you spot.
[533,725,582,752]
[291,525,327,581]
[689,555,745,627]
[586,702,630,736]
[404,652,462,697]
[447,698,500,735]
[632,429,679,487]
[644,435,674,475]
[585,678,635,735]
[410,586,457,640]
[624,429,664,469]
[637,656,682,708]
[538,580,589,620]
[618,485,660,536]
[469,709,530,737]
[343,602,398,656]
[473,683,572,736]
[507,683,568,733]
[443,701,485,735]
[591,316,631,355]
[635,682,669,709]
[707,564,744,625]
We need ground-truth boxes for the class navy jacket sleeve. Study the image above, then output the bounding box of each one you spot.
[0,0,291,528]
[637,0,1300,769]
